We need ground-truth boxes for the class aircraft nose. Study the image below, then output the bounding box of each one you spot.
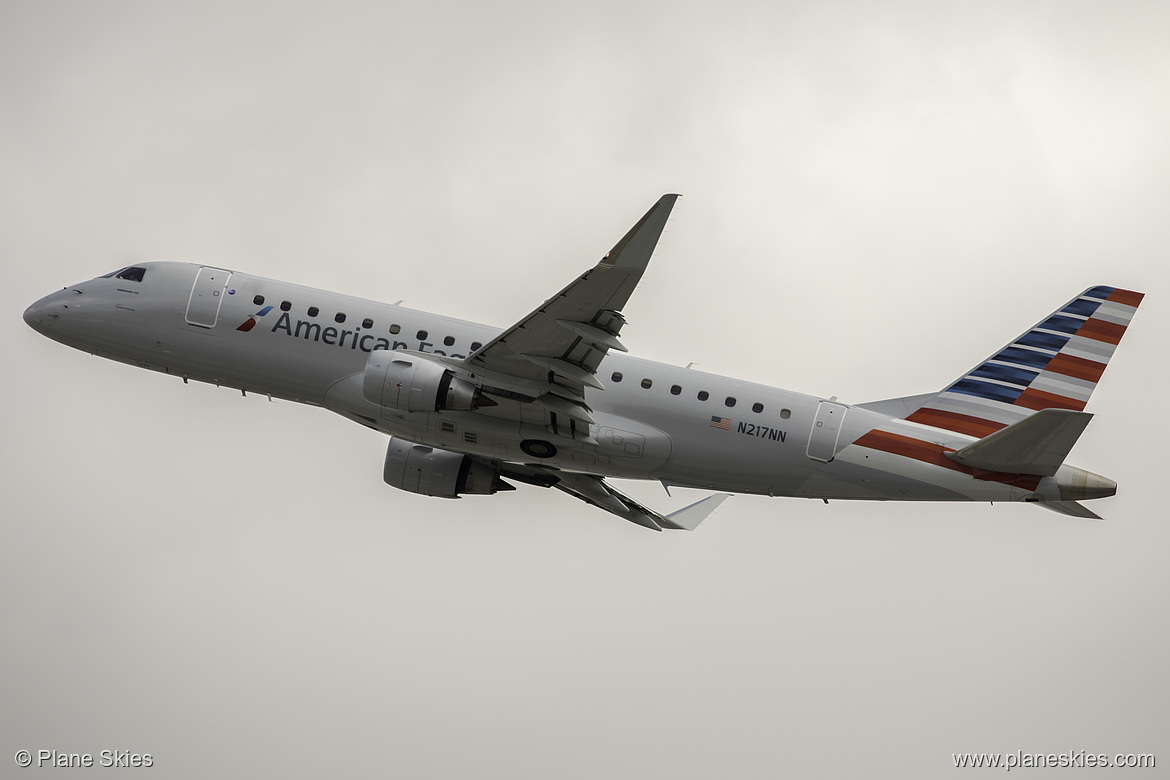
[23,291,70,333]
[23,298,49,330]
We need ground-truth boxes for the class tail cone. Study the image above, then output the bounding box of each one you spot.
[1055,465,1117,501]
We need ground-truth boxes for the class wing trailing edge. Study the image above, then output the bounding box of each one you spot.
[552,472,729,531]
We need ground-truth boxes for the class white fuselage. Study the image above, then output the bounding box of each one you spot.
[23,261,1077,506]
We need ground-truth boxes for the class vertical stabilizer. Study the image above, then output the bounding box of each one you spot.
[896,286,1143,438]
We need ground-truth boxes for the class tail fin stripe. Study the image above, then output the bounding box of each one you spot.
[1030,374,1094,402]
[936,393,1031,419]
[1015,387,1084,411]
[1076,318,1126,345]
[971,363,1039,385]
[950,379,1025,404]
[1039,315,1087,333]
[1107,288,1144,307]
[996,346,1054,369]
[1062,336,1117,362]
[1094,301,1141,324]
[1045,353,1107,383]
[1062,298,1105,318]
[1017,330,1071,352]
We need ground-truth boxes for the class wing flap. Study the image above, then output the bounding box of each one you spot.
[553,473,663,531]
[558,319,628,352]
[551,472,726,532]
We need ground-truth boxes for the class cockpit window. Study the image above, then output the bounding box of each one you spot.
[114,267,146,282]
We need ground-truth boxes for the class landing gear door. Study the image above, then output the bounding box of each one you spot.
[807,401,847,462]
[186,267,232,328]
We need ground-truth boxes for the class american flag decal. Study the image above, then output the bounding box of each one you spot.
[710,416,731,430]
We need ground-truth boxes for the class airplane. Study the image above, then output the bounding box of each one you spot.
[23,194,1144,530]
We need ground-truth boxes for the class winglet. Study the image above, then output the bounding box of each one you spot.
[661,493,731,531]
[601,194,680,272]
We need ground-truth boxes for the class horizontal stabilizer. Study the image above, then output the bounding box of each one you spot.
[946,409,1092,476]
[1037,500,1104,520]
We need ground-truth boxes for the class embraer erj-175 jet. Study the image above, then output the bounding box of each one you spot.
[24,195,1143,530]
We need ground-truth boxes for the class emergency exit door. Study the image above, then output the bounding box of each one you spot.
[185,267,232,328]
[807,401,847,462]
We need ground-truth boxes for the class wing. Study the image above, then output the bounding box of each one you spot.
[496,462,729,531]
[462,194,679,435]
[553,472,732,531]
[417,196,717,531]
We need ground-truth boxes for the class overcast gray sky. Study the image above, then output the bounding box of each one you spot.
[3,1,1168,777]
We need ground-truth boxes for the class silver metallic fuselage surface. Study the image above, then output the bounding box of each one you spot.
[26,259,1107,515]
[26,194,1139,530]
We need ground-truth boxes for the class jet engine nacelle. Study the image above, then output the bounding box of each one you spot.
[362,350,478,412]
[382,437,509,498]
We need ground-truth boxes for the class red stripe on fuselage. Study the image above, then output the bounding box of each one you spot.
[852,429,1041,490]
[904,408,1007,438]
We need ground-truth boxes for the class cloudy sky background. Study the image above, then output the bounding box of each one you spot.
[3,1,1168,776]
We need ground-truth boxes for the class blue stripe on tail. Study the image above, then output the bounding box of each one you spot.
[948,378,1025,404]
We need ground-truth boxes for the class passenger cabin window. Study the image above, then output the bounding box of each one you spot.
[417,330,428,340]
[280,301,291,311]
[611,372,623,383]
[698,391,709,401]
[253,295,265,305]
[389,324,401,334]
[362,318,373,329]
[443,336,455,347]
[307,306,319,317]
[114,267,146,282]
[779,408,792,419]
[471,341,482,351]
[670,385,681,395]
[752,402,764,413]
[335,313,346,323]
[725,397,737,408]
[641,378,653,389]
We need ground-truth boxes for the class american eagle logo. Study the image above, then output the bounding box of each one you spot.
[237,305,273,332]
